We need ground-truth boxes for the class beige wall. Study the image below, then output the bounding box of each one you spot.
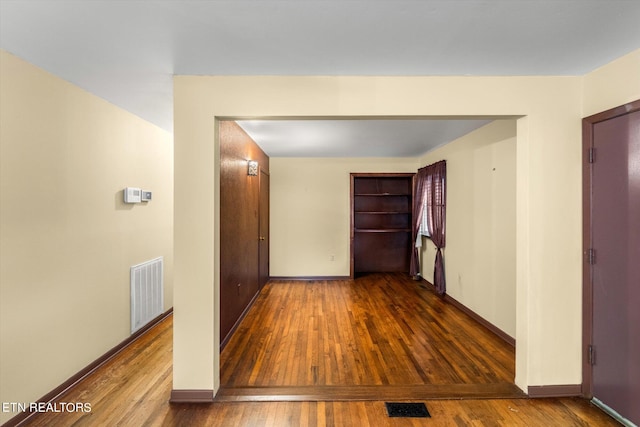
[174,75,581,394]
[271,128,516,336]
[270,157,419,277]
[583,49,640,116]
[173,49,638,396]
[0,50,173,423]
[419,120,517,338]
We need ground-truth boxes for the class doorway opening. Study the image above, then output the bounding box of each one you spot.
[217,116,519,400]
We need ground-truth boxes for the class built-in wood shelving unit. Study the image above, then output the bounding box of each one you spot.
[350,173,415,277]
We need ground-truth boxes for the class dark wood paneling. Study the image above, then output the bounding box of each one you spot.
[219,121,269,344]
[220,289,262,350]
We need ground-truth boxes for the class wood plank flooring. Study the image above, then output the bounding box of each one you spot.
[16,274,621,426]
[220,273,518,400]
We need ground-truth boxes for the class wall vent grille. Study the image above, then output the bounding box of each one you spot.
[130,257,164,334]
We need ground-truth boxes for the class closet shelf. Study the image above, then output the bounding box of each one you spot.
[354,193,411,196]
[355,228,412,233]
[355,211,411,215]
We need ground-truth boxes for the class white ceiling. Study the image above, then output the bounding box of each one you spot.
[236,119,493,157]
[1,1,639,156]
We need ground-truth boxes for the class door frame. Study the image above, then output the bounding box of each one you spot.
[581,99,640,397]
[258,168,270,288]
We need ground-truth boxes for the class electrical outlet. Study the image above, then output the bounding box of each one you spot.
[330,254,335,261]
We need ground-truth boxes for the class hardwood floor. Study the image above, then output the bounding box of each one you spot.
[16,274,619,426]
[220,273,517,399]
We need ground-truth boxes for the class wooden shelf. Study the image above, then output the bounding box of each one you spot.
[355,228,412,233]
[350,173,415,276]
[354,193,411,197]
[355,211,411,214]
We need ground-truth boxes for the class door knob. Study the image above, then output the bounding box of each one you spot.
[259,236,265,241]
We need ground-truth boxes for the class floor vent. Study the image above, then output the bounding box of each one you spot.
[385,402,431,418]
[130,257,164,334]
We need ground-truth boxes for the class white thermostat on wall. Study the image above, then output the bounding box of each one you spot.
[124,187,142,203]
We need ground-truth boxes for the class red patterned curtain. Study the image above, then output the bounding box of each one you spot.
[412,160,447,294]
[409,167,429,277]
[426,161,446,295]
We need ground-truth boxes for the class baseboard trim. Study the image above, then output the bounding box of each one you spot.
[3,308,173,427]
[419,278,515,347]
[170,389,215,403]
[269,276,351,281]
[444,294,516,347]
[528,384,582,398]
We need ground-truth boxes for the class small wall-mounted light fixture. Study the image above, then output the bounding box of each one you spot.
[248,160,258,176]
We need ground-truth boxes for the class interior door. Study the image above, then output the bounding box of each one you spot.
[588,105,640,425]
[258,169,270,288]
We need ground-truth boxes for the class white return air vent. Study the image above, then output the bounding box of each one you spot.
[130,257,164,334]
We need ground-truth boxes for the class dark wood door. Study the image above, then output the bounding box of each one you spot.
[258,169,270,288]
[587,104,639,424]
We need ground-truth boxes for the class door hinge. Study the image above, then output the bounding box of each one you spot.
[587,248,596,265]
[588,345,595,365]
[588,147,595,163]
